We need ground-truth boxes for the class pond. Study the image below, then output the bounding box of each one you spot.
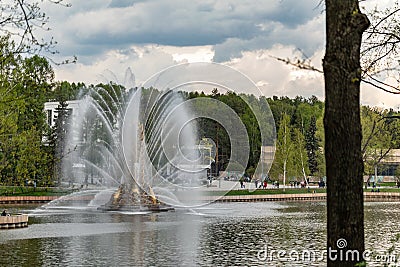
[0,201,399,266]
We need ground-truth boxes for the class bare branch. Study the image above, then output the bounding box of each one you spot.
[273,2,400,95]
[360,1,400,93]
[366,7,400,39]
[362,119,377,155]
[361,78,400,94]
[270,55,323,73]
[0,0,75,64]
[364,73,400,92]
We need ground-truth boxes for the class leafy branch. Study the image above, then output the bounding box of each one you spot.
[0,0,76,64]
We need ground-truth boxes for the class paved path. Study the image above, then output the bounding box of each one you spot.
[202,179,318,191]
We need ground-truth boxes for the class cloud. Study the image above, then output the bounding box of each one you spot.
[54,43,400,110]
[361,78,400,110]
[44,0,399,109]
[225,45,324,99]
[213,14,325,62]
[53,45,177,86]
[108,0,145,8]
[43,0,323,61]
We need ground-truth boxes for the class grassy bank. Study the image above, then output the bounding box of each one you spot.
[222,188,326,196]
[367,187,400,193]
[0,186,74,197]
[378,182,398,187]
[206,187,400,196]
[223,188,326,196]
[2,185,400,197]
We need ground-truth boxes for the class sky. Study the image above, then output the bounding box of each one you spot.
[40,0,399,109]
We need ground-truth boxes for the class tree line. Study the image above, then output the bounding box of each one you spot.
[0,36,81,187]
[1,37,399,187]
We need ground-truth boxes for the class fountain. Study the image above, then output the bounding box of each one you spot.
[61,75,205,211]
[54,63,275,213]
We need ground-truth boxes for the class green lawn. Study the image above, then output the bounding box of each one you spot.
[366,187,400,193]
[377,182,398,187]
[2,185,400,197]
[202,188,327,196]
[0,186,74,196]
[223,188,327,196]
[205,187,400,196]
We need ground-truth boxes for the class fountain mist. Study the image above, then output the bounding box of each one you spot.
[61,80,206,211]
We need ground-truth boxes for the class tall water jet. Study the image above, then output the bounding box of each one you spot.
[124,88,206,208]
[62,79,205,211]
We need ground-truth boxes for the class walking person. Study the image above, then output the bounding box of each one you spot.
[239,177,245,189]
[254,178,259,189]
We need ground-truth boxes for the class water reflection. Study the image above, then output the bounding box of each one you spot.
[0,202,399,266]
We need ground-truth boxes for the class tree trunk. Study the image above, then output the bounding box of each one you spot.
[283,160,286,191]
[323,1,370,266]
[299,147,309,186]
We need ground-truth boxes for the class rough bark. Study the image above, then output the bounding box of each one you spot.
[323,1,370,266]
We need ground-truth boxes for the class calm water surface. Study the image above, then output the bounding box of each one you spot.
[0,201,399,266]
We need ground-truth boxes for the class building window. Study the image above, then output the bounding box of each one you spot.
[47,110,52,126]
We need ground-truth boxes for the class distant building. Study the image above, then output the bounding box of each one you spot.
[44,100,81,127]
[361,149,400,183]
[379,149,400,176]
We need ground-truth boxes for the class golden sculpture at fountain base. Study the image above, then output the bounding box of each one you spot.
[98,184,173,212]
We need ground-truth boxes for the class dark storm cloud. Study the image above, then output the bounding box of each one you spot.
[213,14,325,62]
[266,0,323,27]
[108,0,144,8]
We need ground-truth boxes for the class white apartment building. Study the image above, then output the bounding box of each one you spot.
[44,100,82,127]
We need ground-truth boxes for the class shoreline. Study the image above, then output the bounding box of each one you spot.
[0,196,58,204]
[1,192,400,204]
[205,192,400,202]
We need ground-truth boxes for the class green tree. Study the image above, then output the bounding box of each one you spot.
[267,96,296,127]
[50,81,86,102]
[395,165,400,186]
[15,55,54,131]
[51,100,71,184]
[292,128,310,183]
[190,91,263,174]
[305,116,319,175]
[315,114,326,178]
[361,106,400,183]
[14,128,49,186]
[0,37,55,185]
[270,113,293,190]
